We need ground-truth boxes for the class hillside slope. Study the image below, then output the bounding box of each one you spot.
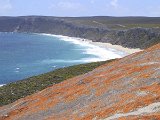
[0,44,160,120]
[0,60,115,106]
[0,16,160,49]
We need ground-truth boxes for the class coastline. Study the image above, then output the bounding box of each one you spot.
[40,33,142,55]
[90,41,142,54]
[0,84,5,87]
[0,32,142,86]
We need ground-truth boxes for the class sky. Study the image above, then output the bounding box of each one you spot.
[0,0,160,17]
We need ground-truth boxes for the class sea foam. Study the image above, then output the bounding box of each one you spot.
[0,84,5,87]
[41,33,126,62]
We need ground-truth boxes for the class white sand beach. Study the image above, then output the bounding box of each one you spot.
[90,41,142,54]
[40,33,142,56]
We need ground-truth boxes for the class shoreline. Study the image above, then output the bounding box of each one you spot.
[40,33,126,61]
[0,84,5,87]
[0,32,142,85]
[40,33,142,55]
[90,41,142,54]
[3,32,142,55]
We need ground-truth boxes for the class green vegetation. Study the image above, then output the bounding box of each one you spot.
[66,17,160,30]
[0,59,116,106]
[123,24,160,29]
[0,16,160,49]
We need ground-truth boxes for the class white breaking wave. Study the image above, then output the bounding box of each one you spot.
[41,58,103,64]
[40,33,126,62]
[0,84,5,87]
[16,67,20,70]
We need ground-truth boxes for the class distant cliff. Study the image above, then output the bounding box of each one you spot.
[0,16,160,49]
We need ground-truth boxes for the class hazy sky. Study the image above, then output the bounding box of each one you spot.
[0,0,160,17]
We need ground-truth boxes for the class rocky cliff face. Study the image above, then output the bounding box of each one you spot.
[0,16,160,49]
[102,28,160,49]
[0,44,159,120]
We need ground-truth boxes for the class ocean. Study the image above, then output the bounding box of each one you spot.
[0,32,125,85]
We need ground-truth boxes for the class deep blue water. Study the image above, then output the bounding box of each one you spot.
[0,32,99,84]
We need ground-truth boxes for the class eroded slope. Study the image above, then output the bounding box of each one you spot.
[0,44,160,120]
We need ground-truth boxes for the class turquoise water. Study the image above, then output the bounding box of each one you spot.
[0,33,99,84]
[0,32,125,85]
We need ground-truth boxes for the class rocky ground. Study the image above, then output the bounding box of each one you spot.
[0,44,159,120]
